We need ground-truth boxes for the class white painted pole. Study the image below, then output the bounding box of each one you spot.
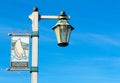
[29,8,40,83]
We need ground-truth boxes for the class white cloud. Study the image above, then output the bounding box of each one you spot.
[72,32,120,47]
[88,33,120,46]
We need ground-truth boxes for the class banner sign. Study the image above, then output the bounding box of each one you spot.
[10,36,30,70]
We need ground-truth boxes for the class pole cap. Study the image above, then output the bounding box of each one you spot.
[33,7,38,11]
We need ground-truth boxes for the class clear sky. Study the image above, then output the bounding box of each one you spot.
[1,0,120,83]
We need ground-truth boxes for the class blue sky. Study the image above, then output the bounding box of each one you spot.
[1,0,120,83]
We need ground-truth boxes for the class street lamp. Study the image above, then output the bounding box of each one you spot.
[52,11,74,47]
[29,7,74,83]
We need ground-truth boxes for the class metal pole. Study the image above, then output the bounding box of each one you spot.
[29,7,40,83]
[29,7,71,83]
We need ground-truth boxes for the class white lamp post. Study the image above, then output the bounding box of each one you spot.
[29,7,74,83]
[29,7,39,83]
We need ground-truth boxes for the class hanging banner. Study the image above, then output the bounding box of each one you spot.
[10,35,30,70]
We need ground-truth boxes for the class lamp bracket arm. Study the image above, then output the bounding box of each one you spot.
[40,15,70,20]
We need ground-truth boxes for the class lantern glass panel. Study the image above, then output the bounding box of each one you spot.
[66,26,71,42]
[54,26,61,43]
[60,25,68,43]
